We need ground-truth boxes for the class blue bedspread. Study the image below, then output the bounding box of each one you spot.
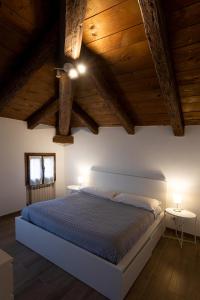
[22,192,154,264]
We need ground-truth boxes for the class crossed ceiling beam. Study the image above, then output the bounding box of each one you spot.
[27,97,99,135]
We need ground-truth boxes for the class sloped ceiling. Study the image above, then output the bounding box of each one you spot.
[0,0,199,129]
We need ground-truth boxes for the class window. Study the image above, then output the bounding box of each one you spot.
[25,153,56,187]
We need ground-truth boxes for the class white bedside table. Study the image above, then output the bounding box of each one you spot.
[165,208,197,248]
[67,185,81,194]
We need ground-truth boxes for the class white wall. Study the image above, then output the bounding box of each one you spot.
[0,118,65,216]
[64,126,200,235]
[2,119,199,235]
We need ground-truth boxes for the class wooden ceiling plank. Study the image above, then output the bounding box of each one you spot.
[138,0,184,136]
[170,2,200,31]
[83,47,135,134]
[170,23,200,49]
[101,40,152,68]
[85,0,125,19]
[73,101,99,134]
[110,56,154,75]
[65,0,87,59]
[27,97,58,129]
[163,0,199,12]
[85,24,146,55]
[83,0,142,44]
[184,112,200,120]
[0,22,57,112]
[173,43,200,73]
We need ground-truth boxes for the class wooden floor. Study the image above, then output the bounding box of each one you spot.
[0,215,200,300]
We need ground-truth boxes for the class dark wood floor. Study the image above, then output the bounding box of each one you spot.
[0,215,200,300]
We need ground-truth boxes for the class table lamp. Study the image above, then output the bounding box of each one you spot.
[173,193,182,212]
[77,176,84,187]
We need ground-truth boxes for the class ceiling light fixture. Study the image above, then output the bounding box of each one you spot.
[77,63,87,74]
[55,62,87,80]
[68,68,79,79]
[56,69,62,78]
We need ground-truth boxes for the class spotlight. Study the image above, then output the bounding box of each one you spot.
[77,63,87,74]
[55,69,62,78]
[68,68,79,79]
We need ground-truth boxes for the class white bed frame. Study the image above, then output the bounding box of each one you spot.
[16,167,167,300]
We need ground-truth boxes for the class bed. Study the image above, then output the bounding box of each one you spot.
[15,167,166,300]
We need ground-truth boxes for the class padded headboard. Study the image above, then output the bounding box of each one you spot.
[89,167,167,209]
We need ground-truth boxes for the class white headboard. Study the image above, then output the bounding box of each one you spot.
[90,167,167,208]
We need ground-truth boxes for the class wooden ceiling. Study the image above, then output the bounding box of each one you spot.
[0,0,199,136]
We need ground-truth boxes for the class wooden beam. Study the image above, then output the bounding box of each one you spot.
[138,0,184,136]
[58,72,74,136]
[91,68,135,134]
[73,102,99,134]
[53,135,74,144]
[57,0,87,141]
[82,47,135,134]
[0,23,57,112]
[27,96,99,134]
[64,0,87,59]
[27,97,58,129]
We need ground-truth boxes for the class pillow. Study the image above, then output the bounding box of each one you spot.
[81,186,116,200]
[114,192,161,214]
[153,205,162,217]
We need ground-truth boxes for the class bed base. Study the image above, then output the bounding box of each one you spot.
[15,216,164,300]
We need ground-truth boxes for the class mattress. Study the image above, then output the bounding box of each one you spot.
[21,191,155,264]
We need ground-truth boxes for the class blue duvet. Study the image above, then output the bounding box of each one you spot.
[22,192,154,264]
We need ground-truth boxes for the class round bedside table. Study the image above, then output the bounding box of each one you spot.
[165,208,197,248]
[67,185,81,194]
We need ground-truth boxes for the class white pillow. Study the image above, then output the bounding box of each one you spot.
[81,186,116,200]
[114,193,161,214]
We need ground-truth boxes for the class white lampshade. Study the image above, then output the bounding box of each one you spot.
[77,176,84,185]
[173,193,182,204]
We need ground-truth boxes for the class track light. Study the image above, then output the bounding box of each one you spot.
[77,63,87,74]
[56,69,62,78]
[55,62,87,80]
[68,68,79,79]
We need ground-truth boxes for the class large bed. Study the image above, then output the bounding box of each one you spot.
[16,167,166,300]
